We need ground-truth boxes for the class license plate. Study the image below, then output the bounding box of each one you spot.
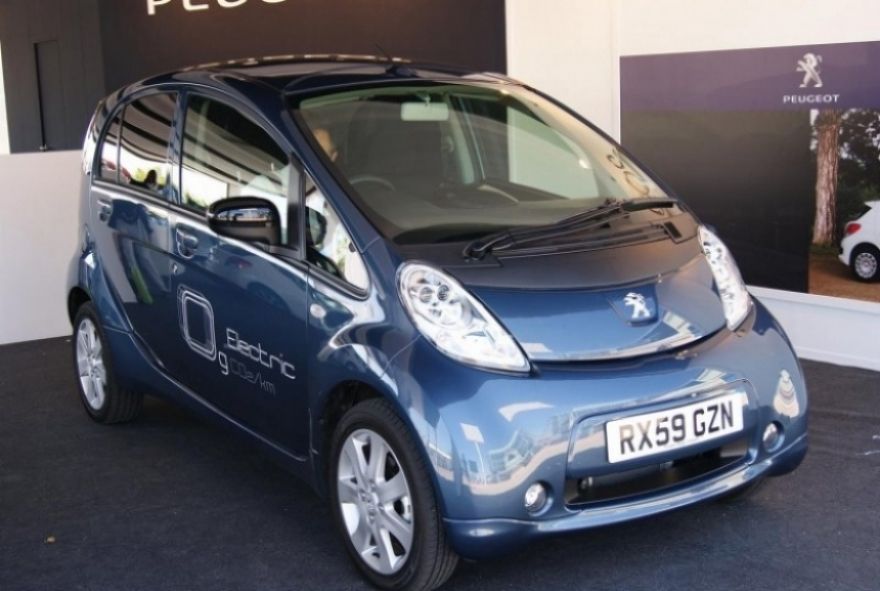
[605,392,747,463]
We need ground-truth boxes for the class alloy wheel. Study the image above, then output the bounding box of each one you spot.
[337,428,414,575]
[855,251,878,279]
[75,318,107,410]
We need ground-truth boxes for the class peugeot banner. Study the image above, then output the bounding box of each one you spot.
[621,41,880,300]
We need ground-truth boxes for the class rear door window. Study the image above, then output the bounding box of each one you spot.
[118,93,178,198]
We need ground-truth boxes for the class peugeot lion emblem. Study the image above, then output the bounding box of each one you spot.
[623,292,652,321]
[796,52,823,88]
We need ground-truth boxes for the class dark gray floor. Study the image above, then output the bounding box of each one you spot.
[1,337,878,591]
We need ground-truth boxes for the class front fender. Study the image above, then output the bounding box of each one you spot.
[306,338,459,508]
[305,272,453,497]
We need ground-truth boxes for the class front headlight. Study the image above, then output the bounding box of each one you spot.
[398,262,530,372]
[699,226,751,330]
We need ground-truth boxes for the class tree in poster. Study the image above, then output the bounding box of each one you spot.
[812,109,841,246]
[838,109,880,196]
[812,108,880,246]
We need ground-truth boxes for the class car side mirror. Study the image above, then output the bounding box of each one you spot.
[207,197,281,246]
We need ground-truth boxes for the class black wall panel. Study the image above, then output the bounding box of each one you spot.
[622,111,815,292]
[0,0,506,152]
[0,0,106,153]
[96,0,506,92]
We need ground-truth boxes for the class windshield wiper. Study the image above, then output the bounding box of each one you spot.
[462,197,678,260]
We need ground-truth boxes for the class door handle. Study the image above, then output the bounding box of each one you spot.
[175,228,200,258]
[96,198,113,222]
[145,207,168,222]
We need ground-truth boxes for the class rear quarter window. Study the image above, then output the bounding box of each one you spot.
[96,110,123,183]
[118,93,178,197]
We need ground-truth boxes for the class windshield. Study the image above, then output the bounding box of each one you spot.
[296,82,667,245]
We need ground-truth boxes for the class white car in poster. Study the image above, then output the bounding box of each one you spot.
[840,200,880,281]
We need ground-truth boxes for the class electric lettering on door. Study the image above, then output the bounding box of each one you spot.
[147,0,288,16]
[178,286,296,396]
[225,329,296,381]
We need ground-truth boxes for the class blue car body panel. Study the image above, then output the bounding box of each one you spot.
[67,57,808,561]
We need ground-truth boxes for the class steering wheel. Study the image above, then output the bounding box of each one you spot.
[349,174,396,192]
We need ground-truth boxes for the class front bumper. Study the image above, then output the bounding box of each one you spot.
[444,432,807,558]
[386,299,809,559]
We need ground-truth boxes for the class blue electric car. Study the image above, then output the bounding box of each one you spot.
[67,55,808,590]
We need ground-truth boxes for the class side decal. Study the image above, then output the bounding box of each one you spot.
[177,285,296,395]
[178,287,217,361]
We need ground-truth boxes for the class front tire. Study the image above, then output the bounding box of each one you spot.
[72,302,143,423]
[851,245,879,281]
[329,399,458,590]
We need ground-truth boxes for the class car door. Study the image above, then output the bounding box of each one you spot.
[165,92,310,455]
[89,91,181,366]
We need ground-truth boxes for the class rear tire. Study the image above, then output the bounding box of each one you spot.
[72,302,143,424]
[851,245,879,281]
[329,398,458,590]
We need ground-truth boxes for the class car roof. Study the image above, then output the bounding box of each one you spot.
[133,54,521,96]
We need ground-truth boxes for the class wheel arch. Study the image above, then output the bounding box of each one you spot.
[67,286,92,325]
[851,241,880,261]
[67,250,130,332]
[310,376,454,519]
[314,380,383,489]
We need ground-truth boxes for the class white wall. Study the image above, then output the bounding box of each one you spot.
[0,151,81,345]
[507,0,880,138]
[617,0,880,56]
[506,0,618,135]
[751,287,880,372]
[506,0,880,371]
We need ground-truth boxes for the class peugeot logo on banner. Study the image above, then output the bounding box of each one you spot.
[796,53,823,88]
[783,51,839,106]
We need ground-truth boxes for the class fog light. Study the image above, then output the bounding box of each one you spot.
[524,482,548,513]
[763,422,784,452]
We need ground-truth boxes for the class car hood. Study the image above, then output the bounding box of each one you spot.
[436,222,728,362]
